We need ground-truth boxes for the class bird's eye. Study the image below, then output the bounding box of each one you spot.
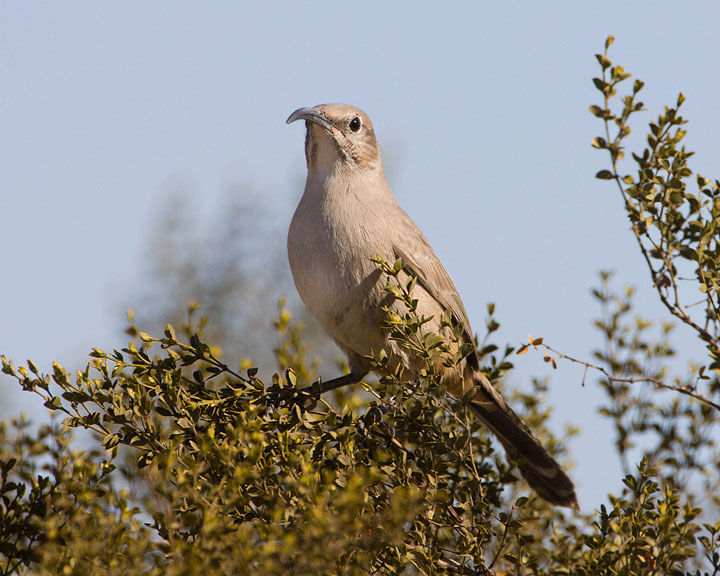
[349,117,362,132]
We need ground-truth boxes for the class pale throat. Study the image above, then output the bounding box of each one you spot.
[307,130,346,175]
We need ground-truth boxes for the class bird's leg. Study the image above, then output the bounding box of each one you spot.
[299,371,367,396]
[265,372,366,415]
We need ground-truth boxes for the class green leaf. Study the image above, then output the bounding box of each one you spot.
[43,396,62,411]
[596,170,615,180]
[515,496,529,507]
[102,433,120,449]
[61,391,91,404]
[424,334,445,350]
[595,54,612,70]
[155,406,173,417]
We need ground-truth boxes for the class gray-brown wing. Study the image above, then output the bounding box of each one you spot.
[391,209,474,339]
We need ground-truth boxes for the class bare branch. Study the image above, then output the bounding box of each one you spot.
[518,340,720,413]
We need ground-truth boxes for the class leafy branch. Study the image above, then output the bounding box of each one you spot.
[591,35,720,371]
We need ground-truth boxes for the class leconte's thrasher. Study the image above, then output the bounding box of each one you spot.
[286,103,577,508]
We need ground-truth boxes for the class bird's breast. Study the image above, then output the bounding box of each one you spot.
[287,190,390,353]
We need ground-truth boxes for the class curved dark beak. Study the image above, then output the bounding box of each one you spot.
[286,107,334,132]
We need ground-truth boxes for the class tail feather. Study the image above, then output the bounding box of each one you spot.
[467,372,578,509]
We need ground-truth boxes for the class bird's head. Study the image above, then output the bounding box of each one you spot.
[286,104,381,174]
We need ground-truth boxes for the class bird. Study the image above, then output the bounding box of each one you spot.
[286,103,577,508]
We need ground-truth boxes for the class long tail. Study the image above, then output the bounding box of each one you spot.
[467,370,578,508]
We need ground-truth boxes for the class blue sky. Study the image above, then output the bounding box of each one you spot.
[1,2,718,509]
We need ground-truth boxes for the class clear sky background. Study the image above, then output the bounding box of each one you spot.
[1,2,718,510]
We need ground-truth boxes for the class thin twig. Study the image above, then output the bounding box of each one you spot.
[438,553,494,576]
[521,341,720,413]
